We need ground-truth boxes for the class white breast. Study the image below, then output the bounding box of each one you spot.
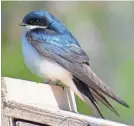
[22,33,72,82]
[22,31,84,101]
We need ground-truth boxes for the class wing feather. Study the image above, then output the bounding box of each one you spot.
[27,30,129,108]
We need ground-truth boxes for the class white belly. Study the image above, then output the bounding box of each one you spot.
[22,34,84,101]
[22,35,72,82]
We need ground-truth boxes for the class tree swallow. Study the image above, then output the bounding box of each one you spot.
[20,10,129,118]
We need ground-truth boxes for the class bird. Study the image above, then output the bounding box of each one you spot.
[20,10,129,118]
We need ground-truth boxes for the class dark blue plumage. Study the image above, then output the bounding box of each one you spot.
[21,10,129,119]
[27,28,89,64]
[23,10,80,47]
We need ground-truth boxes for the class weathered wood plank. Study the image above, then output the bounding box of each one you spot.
[1,77,129,126]
[16,121,45,126]
[2,77,77,112]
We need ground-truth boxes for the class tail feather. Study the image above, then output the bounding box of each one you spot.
[84,65,129,108]
[73,76,128,118]
[73,77,104,118]
[81,93,104,118]
[91,89,120,116]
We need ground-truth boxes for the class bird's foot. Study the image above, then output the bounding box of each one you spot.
[44,80,64,90]
[44,80,53,84]
[55,80,64,90]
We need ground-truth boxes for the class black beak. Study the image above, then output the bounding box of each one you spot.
[19,23,28,26]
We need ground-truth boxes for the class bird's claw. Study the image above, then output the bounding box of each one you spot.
[56,80,64,90]
[44,80,64,90]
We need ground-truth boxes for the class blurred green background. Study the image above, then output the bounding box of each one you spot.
[1,1,134,125]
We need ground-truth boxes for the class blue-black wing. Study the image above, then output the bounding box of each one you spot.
[26,29,129,110]
[26,28,90,64]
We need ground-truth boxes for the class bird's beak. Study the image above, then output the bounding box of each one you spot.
[19,23,28,26]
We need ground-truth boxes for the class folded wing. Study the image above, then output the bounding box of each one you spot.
[26,29,129,116]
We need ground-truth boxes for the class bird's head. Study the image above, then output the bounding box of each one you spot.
[20,10,66,33]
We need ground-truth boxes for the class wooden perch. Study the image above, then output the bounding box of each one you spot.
[1,77,129,126]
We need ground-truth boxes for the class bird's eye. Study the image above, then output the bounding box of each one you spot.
[36,20,40,24]
[27,17,47,26]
